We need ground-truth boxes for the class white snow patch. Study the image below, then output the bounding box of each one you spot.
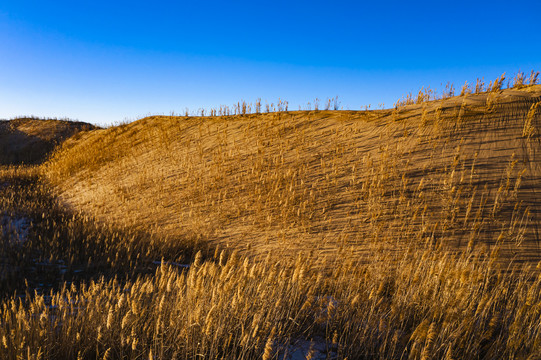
[279,338,337,360]
[1,215,31,244]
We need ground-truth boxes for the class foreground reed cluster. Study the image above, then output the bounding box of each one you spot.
[2,246,541,360]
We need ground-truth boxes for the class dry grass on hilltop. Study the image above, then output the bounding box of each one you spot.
[46,85,541,267]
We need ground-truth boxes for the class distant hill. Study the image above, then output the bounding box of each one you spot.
[0,118,97,165]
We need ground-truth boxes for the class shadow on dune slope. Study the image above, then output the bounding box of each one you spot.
[0,168,195,296]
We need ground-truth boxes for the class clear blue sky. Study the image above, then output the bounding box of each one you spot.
[1,0,540,126]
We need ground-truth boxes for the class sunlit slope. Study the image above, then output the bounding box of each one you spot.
[45,86,541,265]
[0,118,96,165]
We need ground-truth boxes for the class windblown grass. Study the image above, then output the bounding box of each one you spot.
[2,247,541,359]
[45,85,541,267]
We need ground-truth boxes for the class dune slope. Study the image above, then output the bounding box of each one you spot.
[45,86,541,266]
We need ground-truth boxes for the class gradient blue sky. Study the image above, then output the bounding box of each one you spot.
[1,0,540,126]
